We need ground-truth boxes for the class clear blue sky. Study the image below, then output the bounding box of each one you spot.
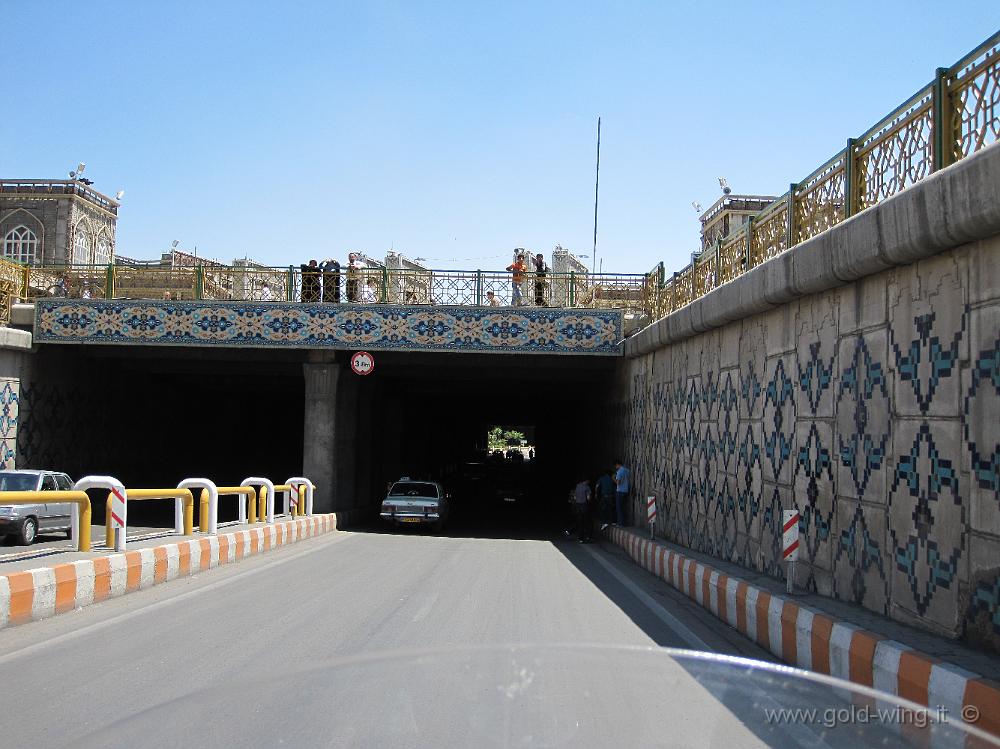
[3,1,996,273]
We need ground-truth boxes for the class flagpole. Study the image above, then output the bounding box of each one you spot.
[592,116,601,276]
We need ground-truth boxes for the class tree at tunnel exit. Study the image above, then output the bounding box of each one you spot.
[488,426,526,452]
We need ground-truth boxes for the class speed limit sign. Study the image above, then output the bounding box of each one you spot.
[350,351,375,376]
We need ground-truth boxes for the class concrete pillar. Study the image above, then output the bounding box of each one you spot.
[336,375,359,510]
[355,383,376,507]
[302,355,339,513]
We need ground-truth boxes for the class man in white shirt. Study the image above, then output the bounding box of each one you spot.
[361,278,378,304]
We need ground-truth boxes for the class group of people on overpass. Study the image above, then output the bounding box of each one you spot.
[568,459,630,543]
[299,254,379,304]
[503,250,548,307]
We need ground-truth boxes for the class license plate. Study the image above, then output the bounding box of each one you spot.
[400,517,423,523]
[504,497,517,503]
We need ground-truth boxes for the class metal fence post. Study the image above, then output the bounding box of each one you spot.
[569,271,576,306]
[845,139,857,218]
[744,220,754,270]
[195,265,204,300]
[105,263,114,299]
[381,266,389,303]
[475,270,483,306]
[714,237,722,288]
[932,67,954,171]
[785,183,798,250]
[287,266,294,301]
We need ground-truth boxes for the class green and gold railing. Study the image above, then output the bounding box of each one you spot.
[650,30,999,320]
[11,261,655,316]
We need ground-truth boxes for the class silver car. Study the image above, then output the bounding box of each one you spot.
[0,470,76,545]
[380,478,449,530]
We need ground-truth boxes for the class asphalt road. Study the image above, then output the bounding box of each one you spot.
[0,527,944,748]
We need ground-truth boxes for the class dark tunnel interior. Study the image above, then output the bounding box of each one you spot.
[19,346,618,536]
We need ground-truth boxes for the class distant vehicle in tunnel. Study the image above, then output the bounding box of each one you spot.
[381,479,450,530]
[0,470,75,545]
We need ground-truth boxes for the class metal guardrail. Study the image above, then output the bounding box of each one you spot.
[13,262,655,316]
[655,30,1000,319]
[0,491,93,551]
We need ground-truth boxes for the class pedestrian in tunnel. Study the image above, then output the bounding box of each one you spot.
[596,467,616,531]
[613,459,631,526]
[301,259,321,302]
[321,258,341,303]
[572,477,593,542]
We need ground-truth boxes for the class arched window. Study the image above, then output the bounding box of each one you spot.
[73,226,92,265]
[3,225,38,264]
[94,236,112,266]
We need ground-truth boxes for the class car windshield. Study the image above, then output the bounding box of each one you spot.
[389,482,438,498]
[0,473,38,492]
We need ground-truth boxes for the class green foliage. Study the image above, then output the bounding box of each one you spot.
[487,426,526,451]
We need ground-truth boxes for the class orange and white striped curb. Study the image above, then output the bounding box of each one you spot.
[0,514,339,631]
[609,525,1000,738]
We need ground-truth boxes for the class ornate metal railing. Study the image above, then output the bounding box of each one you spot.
[8,262,653,315]
[651,30,1000,320]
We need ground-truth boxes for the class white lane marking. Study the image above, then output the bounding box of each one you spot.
[580,544,710,651]
[0,532,356,666]
[411,590,440,622]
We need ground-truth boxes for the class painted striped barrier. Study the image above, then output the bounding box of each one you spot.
[606,525,1000,739]
[0,514,340,630]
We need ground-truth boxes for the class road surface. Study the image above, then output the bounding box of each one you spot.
[0,527,782,747]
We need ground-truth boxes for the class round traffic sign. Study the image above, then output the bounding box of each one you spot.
[350,351,375,376]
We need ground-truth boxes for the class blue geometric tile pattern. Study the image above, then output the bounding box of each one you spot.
[891,311,964,414]
[839,336,889,497]
[34,300,623,355]
[0,379,18,469]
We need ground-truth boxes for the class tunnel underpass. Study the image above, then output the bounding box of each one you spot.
[21,345,617,535]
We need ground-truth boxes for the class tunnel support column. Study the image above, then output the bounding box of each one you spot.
[302,354,340,514]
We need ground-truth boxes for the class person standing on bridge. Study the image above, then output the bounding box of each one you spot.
[346,253,363,302]
[321,258,341,303]
[532,253,547,306]
[613,459,631,526]
[506,251,527,306]
[301,259,321,303]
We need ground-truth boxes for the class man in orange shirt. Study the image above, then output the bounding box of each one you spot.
[506,251,527,306]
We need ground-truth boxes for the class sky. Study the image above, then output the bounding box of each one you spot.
[2,1,997,274]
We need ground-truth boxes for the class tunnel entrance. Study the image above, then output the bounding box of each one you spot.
[342,351,616,538]
[22,345,616,536]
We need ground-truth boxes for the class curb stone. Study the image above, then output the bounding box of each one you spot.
[0,514,339,630]
[609,525,1000,738]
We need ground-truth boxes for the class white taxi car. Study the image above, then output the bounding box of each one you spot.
[380,478,449,530]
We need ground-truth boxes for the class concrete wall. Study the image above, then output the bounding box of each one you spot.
[613,143,1000,651]
[0,329,33,469]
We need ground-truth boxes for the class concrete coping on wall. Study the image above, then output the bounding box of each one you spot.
[0,326,31,351]
[609,526,1000,737]
[626,142,1000,358]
